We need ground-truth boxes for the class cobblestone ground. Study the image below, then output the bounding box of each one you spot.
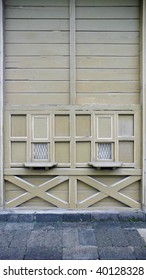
[0,213,146,260]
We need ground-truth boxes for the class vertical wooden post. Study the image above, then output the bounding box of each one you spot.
[70,0,76,105]
[0,0,3,210]
[142,0,146,210]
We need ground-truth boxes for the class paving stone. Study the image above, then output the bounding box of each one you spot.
[27,230,47,247]
[91,213,119,221]
[94,228,112,247]
[34,222,62,230]
[108,227,129,247]
[118,212,145,222]
[63,246,99,260]
[63,213,91,223]
[35,214,63,223]
[133,247,146,260]
[124,229,146,246]
[9,230,31,248]
[79,229,96,246]
[98,247,136,260]
[25,246,62,260]
[45,229,62,247]
[92,221,121,229]
[63,228,79,247]
[0,247,26,260]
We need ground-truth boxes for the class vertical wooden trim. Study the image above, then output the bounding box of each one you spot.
[69,176,77,209]
[0,0,3,210]
[70,0,76,105]
[142,0,146,210]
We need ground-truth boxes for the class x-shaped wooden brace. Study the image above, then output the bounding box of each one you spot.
[5,175,69,208]
[77,175,141,208]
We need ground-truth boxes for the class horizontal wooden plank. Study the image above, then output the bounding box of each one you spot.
[5,81,69,93]
[5,19,69,31]
[76,7,139,19]
[5,0,69,6]
[76,19,139,31]
[5,69,69,81]
[5,7,69,19]
[77,81,139,93]
[77,0,139,6]
[5,56,69,69]
[76,32,139,44]
[77,57,139,69]
[77,69,139,81]
[77,44,139,56]
[76,93,140,105]
[5,69,139,82]
[5,31,69,43]
[5,93,69,105]
[5,44,69,56]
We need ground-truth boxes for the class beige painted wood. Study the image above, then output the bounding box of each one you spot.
[5,31,69,44]
[77,0,139,6]
[76,7,139,19]
[3,0,142,210]
[77,69,139,81]
[77,44,139,56]
[70,0,76,104]
[77,57,139,69]
[6,0,69,6]
[5,175,69,208]
[6,44,69,56]
[76,19,139,31]
[0,0,3,209]
[6,56,69,69]
[5,7,69,19]
[5,69,69,81]
[5,81,69,93]
[142,0,146,210]
[76,32,139,44]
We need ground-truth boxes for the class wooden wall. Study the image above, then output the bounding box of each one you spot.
[4,0,140,106]
[3,0,142,210]
[0,0,3,208]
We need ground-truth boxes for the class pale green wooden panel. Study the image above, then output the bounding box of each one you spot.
[5,19,69,31]
[5,56,69,68]
[11,115,26,137]
[55,115,70,137]
[77,44,139,56]
[5,7,69,19]
[5,31,69,43]
[77,69,139,81]
[6,0,69,7]
[76,19,139,31]
[11,142,26,163]
[77,0,139,6]
[5,81,69,93]
[6,93,69,105]
[76,32,139,44]
[6,44,69,56]
[77,81,139,93]
[5,69,69,81]
[77,57,139,69]
[118,115,134,137]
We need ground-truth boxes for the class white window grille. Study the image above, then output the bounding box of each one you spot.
[98,143,112,160]
[34,143,48,160]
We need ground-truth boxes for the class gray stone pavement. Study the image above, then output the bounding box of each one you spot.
[0,211,146,260]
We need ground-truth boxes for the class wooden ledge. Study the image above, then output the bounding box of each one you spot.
[88,162,123,169]
[24,162,58,169]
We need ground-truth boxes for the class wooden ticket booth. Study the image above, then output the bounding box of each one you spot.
[0,0,146,211]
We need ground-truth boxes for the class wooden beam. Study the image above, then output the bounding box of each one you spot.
[0,0,4,210]
[70,0,76,104]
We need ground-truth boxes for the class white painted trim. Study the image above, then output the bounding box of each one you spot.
[142,0,146,209]
[0,0,4,210]
[70,0,76,105]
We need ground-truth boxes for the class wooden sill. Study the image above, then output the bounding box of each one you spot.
[88,161,123,169]
[24,162,58,169]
